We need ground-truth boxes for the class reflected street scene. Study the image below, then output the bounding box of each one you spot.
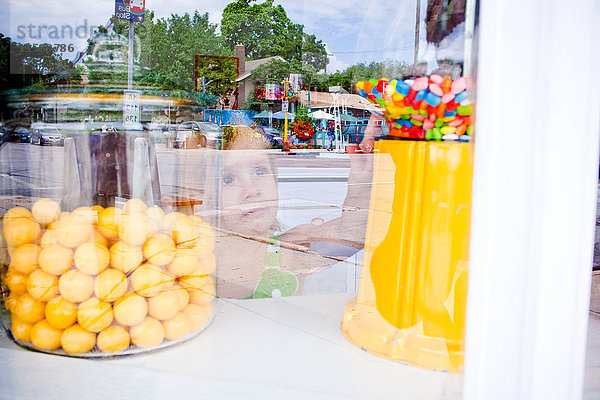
[0,0,484,384]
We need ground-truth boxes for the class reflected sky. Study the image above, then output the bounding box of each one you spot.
[0,0,466,73]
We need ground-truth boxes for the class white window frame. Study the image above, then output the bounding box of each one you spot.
[463,1,600,399]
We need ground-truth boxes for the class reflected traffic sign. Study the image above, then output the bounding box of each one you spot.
[115,0,145,22]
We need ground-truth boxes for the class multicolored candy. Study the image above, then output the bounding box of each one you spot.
[356,75,474,141]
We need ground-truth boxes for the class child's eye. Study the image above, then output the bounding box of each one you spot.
[254,167,267,177]
[222,174,235,185]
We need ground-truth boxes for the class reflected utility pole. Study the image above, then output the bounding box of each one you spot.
[128,20,134,90]
[414,0,421,66]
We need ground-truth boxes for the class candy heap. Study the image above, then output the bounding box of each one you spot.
[356,75,473,142]
[1,198,216,355]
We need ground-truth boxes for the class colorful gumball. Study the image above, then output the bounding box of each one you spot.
[441,92,455,104]
[415,89,427,102]
[395,80,411,96]
[429,83,444,97]
[446,100,458,111]
[456,125,468,136]
[424,92,441,107]
[454,90,468,103]
[436,103,447,119]
[430,74,443,84]
[355,75,473,142]
[457,104,472,116]
[448,118,464,127]
[441,76,452,93]
[423,119,434,131]
[451,77,467,95]
[412,77,429,91]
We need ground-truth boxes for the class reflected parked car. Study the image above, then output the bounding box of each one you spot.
[9,126,31,143]
[261,127,283,147]
[169,121,223,149]
[342,122,389,144]
[0,124,9,143]
[31,126,64,146]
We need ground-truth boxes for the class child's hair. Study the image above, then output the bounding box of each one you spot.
[223,127,270,150]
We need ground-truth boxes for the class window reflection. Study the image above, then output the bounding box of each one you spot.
[0,0,471,300]
[215,133,371,299]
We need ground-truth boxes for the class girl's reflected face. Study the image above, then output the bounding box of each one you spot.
[220,151,278,235]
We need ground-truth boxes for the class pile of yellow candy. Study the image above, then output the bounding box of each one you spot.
[1,198,216,355]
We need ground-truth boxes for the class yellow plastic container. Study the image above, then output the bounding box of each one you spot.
[341,139,473,372]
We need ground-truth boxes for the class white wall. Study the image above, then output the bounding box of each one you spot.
[463,1,600,399]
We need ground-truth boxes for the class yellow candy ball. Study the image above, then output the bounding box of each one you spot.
[6,245,16,258]
[54,215,93,248]
[10,243,41,275]
[45,296,77,330]
[169,216,196,247]
[162,312,191,340]
[97,325,130,353]
[94,269,128,302]
[4,206,33,221]
[91,205,104,215]
[92,229,108,248]
[123,198,147,214]
[145,206,165,222]
[61,324,96,354]
[171,284,190,311]
[130,317,164,348]
[192,235,215,258]
[189,216,216,256]
[109,241,143,274]
[77,298,113,333]
[97,207,123,240]
[180,275,216,306]
[26,269,59,302]
[4,209,37,246]
[4,293,18,313]
[58,269,94,303]
[197,253,217,276]
[74,242,110,275]
[118,214,148,246]
[38,244,73,276]
[40,229,59,248]
[4,269,28,295]
[11,316,33,342]
[167,248,198,277]
[73,207,99,225]
[113,293,148,327]
[13,293,45,324]
[31,198,61,226]
[143,233,175,266]
[183,303,213,331]
[131,263,174,297]
[30,319,62,350]
[147,290,180,321]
